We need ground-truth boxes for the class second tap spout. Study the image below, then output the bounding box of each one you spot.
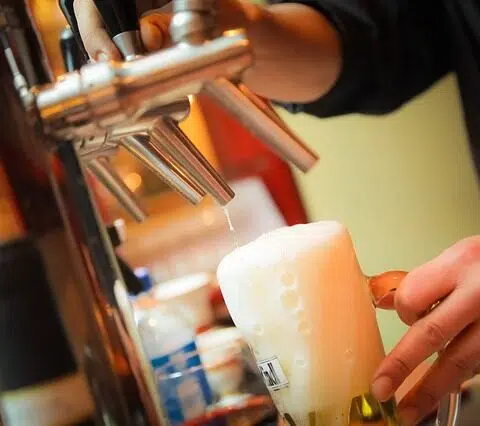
[150,118,235,205]
[88,157,148,222]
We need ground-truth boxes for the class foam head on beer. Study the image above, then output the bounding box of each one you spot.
[217,221,388,426]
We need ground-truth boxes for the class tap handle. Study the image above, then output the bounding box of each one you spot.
[60,26,86,72]
[92,0,144,59]
[58,0,89,61]
[93,0,140,37]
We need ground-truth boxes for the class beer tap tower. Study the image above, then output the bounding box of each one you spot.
[0,0,318,424]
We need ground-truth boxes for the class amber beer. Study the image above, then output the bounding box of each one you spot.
[217,222,400,426]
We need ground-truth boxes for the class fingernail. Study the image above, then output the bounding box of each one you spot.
[375,289,396,308]
[95,51,109,62]
[399,406,418,426]
[371,376,394,402]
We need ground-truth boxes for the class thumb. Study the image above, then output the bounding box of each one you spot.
[140,14,172,52]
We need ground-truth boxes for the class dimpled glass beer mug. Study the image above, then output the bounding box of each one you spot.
[217,221,458,426]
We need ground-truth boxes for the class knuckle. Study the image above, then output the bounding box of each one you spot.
[422,320,446,348]
[388,355,412,379]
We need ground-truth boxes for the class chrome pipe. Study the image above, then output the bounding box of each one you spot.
[203,79,319,173]
[238,82,318,157]
[151,118,235,205]
[35,31,252,140]
[121,134,206,204]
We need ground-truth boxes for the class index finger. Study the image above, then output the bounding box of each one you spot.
[372,284,480,402]
[73,0,121,61]
[395,237,480,326]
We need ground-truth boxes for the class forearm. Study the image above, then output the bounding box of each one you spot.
[242,3,342,103]
[259,0,452,118]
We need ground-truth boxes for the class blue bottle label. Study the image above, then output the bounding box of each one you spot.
[152,341,213,426]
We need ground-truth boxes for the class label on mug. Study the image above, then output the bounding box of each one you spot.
[257,356,289,391]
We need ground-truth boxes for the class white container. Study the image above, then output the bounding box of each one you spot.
[138,304,213,426]
[151,273,214,331]
[196,327,247,397]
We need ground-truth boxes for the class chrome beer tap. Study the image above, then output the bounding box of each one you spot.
[58,16,208,210]
[43,0,319,191]
[77,0,319,174]
[60,0,234,206]
[91,0,235,206]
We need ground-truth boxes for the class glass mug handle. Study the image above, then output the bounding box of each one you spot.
[367,271,460,426]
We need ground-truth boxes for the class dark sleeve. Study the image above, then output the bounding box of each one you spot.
[270,0,452,117]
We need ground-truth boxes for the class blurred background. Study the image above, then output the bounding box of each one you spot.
[1,0,479,355]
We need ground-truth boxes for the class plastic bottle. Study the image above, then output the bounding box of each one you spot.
[138,304,213,426]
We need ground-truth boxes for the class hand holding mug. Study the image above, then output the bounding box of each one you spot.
[372,236,480,425]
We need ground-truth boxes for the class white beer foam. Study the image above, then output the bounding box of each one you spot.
[218,221,345,273]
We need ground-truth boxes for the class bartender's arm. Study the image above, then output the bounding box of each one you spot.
[74,0,450,110]
[74,0,342,103]
[75,1,480,424]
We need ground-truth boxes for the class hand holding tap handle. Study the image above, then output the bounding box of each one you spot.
[89,0,236,205]
[49,0,318,205]
[106,0,318,172]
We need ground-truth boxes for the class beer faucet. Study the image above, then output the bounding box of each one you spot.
[58,23,209,214]
[88,0,318,172]
[91,0,236,206]
[46,0,319,201]
[59,0,235,207]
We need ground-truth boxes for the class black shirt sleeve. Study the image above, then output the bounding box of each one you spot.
[270,0,453,117]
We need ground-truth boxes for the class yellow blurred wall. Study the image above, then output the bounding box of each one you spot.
[279,75,480,351]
